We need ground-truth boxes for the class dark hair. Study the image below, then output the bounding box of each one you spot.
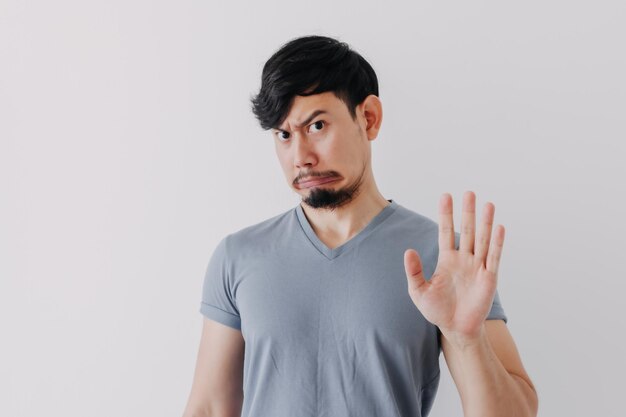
[250,35,379,131]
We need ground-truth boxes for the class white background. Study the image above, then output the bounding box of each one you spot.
[2,1,625,416]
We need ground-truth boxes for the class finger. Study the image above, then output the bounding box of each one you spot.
[486,225,505,274]
[438,193,455,252]
[475,202,495,266]
[404,249,428,296]
[459,191,476,253]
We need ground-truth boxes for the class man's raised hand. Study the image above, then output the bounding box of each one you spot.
[403,191,505,349]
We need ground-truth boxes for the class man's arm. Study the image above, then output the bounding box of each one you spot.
[182,317,245,417]
[441,319,538,417]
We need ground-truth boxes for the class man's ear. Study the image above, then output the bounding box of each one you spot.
[359,94,383,141]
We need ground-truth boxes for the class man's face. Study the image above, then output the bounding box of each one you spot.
[272,91,372,211]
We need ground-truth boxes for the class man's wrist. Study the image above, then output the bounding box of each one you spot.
[439,323,488,353]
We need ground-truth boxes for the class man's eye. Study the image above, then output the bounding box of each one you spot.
[309,120,325,133]
[276,131,290,141]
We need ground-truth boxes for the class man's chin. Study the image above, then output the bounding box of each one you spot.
[301,189,354,210]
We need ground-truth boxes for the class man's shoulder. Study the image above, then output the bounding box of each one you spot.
[224,205,296,248]
[390,201,439,233]
[392,201,461,250]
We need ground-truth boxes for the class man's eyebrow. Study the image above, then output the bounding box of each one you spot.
[274,109,328,132]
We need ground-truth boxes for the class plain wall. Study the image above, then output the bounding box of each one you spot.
[1,1,625,416]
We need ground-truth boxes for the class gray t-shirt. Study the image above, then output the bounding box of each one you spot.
[200,199,507,417]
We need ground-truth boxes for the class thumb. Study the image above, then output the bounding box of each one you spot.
[404,249,428,295]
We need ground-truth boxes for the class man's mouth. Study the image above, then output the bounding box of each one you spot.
[297,176,340,189]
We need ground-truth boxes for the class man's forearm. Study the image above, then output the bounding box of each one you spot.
[443,329,538,417]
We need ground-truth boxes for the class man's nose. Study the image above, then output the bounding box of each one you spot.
[293,134,316,168]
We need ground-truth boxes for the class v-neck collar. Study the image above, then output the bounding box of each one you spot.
[295,199,398,260]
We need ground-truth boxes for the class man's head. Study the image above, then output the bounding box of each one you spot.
[250,35,383,211]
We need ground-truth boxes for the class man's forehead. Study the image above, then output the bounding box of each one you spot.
[278,93,342,130]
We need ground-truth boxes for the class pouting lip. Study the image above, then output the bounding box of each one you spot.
[296,176,340,189]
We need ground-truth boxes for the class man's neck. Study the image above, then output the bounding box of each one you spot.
[299,191,390,248]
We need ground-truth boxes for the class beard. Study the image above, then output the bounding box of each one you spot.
[301,163,366,211]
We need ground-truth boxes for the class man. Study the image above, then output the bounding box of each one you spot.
[182,35,538,417]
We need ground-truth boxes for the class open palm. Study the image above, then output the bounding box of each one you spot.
[404,191,505,343]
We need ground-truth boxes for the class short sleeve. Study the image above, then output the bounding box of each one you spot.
[453,232,508,323]
[199,235,242,330]
[486,289,507,323]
